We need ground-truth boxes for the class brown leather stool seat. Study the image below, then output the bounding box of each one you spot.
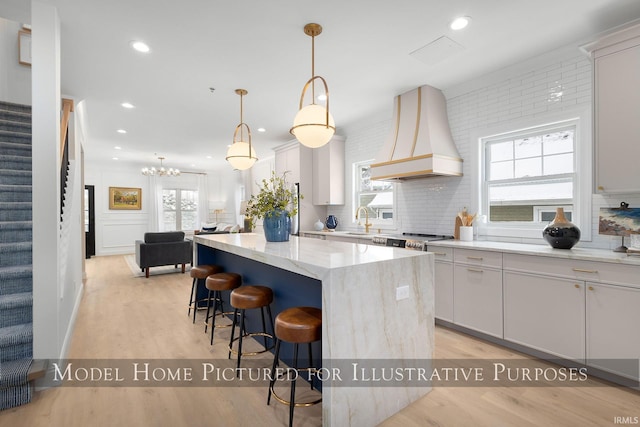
[204,273,242,345]
[228,285,275,372]
[267,307,322,427]
[188,265,223,323]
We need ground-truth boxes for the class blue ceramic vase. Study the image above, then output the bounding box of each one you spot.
[263,210,290,242]
[325,215,338,230]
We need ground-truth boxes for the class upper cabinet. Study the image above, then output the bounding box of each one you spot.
[585,23,640,193]
[312,136,345,205]
[274,141,301,184]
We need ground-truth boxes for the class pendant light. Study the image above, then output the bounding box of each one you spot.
[226,89,258,170]
[290,23,336,148]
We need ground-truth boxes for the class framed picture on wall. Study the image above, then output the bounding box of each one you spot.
[18,28,32,66]
[109,187,142,210]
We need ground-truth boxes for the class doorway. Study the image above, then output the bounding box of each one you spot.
[85,185,95,258]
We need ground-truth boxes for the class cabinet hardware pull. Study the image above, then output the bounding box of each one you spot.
[433,252,448,256]
[467,268,483,273]
[572,268,598,273]
[597,186,604,191]
[574,284,580,289]
[588,286,594,291]
[467,256,483,261]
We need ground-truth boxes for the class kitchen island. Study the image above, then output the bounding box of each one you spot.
[194,233,434,426]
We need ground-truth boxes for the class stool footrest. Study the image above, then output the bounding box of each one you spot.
[204,311,236,328]
[269,381,322,408]
[229,332,274,356]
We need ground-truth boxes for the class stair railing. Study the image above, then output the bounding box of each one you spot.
[59,99,74,220]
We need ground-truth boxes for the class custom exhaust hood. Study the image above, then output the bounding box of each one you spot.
[370,84,463,180]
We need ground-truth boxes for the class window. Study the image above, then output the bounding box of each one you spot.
[162,189,198,231]
[354,161,395,226]
[482,122,576,225]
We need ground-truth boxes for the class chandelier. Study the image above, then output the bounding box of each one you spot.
[290,23,335,148]
[226,88,258,170]
[141,156,180,176]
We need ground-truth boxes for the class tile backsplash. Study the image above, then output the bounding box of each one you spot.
[328,47,640,250]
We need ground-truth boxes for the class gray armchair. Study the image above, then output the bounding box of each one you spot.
[135,231,192,278]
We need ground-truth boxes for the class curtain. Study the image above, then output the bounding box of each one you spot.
[197,174,208,228]
[148,175,163,232]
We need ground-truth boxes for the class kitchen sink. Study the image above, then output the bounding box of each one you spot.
[346,232,370,235]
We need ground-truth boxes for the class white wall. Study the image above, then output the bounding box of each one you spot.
[328,44,640,251]
[0,16,31,104]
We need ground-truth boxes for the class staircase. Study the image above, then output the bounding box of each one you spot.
[0,101,34,410]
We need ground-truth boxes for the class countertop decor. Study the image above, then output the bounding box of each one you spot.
[245,171,301,242]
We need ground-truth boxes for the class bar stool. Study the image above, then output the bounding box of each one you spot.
[267,306,322,427]
[204,272,242,345]
[228,285,275,371]
[188,264,223,323]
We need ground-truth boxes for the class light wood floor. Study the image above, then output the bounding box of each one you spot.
[0,255,638,426]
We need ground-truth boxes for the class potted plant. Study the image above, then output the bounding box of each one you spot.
[245,171,301,242]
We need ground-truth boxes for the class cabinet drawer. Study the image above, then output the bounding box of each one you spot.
[427,246,453,262]
[454,248,502,269]
[503,253,640,288]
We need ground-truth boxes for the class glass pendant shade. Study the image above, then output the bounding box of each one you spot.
[291,104,335,148]
[226,140,257,170]
[226,88,258,170]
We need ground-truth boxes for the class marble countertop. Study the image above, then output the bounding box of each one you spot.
[195,233,427,277]
[299,229,376,240]
[427,239,640,266]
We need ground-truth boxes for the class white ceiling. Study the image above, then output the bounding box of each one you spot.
[14,1,640,172]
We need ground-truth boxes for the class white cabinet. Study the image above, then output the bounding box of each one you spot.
[274,141,301,184]
[586,282,640,380]
[427,247,454,322]
[312,136,345,205]
[503,271,585,361]
[589,23,640,193]
[452,248,503,338]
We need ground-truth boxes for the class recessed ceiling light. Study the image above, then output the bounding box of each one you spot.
[131,41,150,53]
[257,127,266,133]
[191,164,196,167]
[114,146,122,150]
[206,155,212,159]
[117,129,127,134]
[450,16,471,30]
[121,102,135,109]
[317,94,327,102]
[112,157,119,160]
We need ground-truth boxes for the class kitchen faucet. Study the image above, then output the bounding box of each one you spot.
[355,206,372,234]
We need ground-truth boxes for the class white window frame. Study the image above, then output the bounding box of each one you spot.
[471,108,592,241]
[353,160,397,230]
[162,188,199,232]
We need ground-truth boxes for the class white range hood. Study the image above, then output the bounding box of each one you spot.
[370,84,463,180]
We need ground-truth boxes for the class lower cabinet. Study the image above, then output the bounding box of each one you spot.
[503,271,585,361]
[586,282,640,380]
[434,259,454,322]
[453,264,503,338]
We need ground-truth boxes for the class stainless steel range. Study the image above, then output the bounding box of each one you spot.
[371,233,454,251]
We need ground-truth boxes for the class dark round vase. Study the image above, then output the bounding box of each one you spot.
[325,215,338,230]
[542,208,580,249]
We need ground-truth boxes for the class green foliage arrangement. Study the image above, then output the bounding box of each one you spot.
[245,171,301,227]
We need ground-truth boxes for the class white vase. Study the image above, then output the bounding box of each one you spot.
[313,219,324,231]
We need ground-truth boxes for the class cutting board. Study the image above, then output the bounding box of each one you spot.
[454,216,462,240]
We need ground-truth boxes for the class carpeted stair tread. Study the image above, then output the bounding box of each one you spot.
[0,169,31,185]
[0,109,31,124]
[0,202,32,222]
[0,101,31,114]
[0,323,33,347]
[0,130,31,145]
[0,242,32,268]
[0,265,32,295]
[0,359,32,388]
[0,293,32,328]
[0,155,31,170]
[0,120,31,134]
[0,221,32,244]
[0,184,32,203]
[0,142,31,157]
